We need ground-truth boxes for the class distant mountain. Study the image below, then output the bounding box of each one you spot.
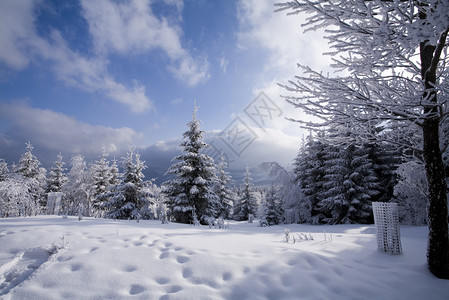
[255,162,291,185]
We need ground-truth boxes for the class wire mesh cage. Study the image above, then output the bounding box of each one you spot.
[372,202,402,255]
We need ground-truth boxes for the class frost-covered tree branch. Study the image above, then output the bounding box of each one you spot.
[276,0,449,279]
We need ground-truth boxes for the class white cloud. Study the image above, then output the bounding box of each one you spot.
[233,0,333,151]
[237,0,333,75]
[0,0,153,113]
[0,103,144,156]
[0,0,35,70]
[81,0,209,86]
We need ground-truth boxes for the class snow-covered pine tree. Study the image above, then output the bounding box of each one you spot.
[164,104,218,225]
[261,185,284,226]
[100,146,154,220]
[319,137,379,225]
[293,134,326,224]
[13,142,46,216]
[365,141,402,203]
[0,159,9,182]
[109,158,121,186]
[46,153,68,193]
[91,149,113,217]
[14,142,41,179]
[214,152,234,219]
[61,154,93,217]
[233,166,258,221]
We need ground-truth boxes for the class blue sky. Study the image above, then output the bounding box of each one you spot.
[0,0,332,175]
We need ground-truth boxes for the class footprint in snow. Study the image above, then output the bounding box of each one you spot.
[129,284,145,295]
[123,265,137,272]
[175,256,189,264]
[222,272,233,281]
[155,277,170,285]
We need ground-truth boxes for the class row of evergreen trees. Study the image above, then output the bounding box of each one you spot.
[290,124,426,225]
[0,106,281,224]
[1,107,433,226]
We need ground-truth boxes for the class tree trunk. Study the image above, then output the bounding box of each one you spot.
[422,118,449,279]
[420,29,449,279]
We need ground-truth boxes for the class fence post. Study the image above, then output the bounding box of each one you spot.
[372,202,402,255]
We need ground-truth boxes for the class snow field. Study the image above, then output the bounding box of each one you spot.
[0,216,448,300]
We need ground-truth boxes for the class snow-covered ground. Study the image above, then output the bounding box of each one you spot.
[0,216,448,300]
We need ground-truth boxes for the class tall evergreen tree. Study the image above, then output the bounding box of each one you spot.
[214,152,234,219]
[100,146,154,220]
[366,142,402,203]
[0,159,9,182]
[261,185,284,225]
[109,158,121,186]
[46,153,68,193]
[319,139,380,224]
[13,142,45,216]
[233,166,258,221]
[91,149,113,217]
[293,135,326,224]
[14,142,41,179]
[164,105,218,224]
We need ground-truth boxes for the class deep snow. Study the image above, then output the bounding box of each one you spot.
[0,216,448,300]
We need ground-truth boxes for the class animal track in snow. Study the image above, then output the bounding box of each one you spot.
[123,265,137,272]
[222,272,233,281]
[155,277,170,285]
[175,256,189,264]
[129,284,145,295]
[0,247,52,296]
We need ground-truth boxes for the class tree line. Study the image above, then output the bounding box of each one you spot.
[1,106,438,228]
[0,107,282,226]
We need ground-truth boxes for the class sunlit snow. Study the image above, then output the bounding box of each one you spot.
[1,216,448,299]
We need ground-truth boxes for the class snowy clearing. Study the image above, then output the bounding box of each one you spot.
[0,216,448,300]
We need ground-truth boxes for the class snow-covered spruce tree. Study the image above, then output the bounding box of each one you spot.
[293,134,326,224]
[164,105,219,224]
[277,0,449,278]
[214,152,234,219]
[365,142,402,203]
[152,184,169,223]
[319,137,380,224]
[91,149,113,217]
[0,159,9,182]
[109,158,121,186]
[261,185,284,226]
[233,166,258,221]
[46,153,68,193]
[100,146,154,220]
[61,154,93,217]
[13,142,46,216]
